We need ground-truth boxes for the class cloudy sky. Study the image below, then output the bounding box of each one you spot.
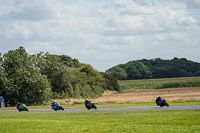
[0,0,200,72]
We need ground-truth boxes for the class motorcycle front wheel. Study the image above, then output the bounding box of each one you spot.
[24,108,29,111]
[60,107,64,111]
[93,105,97,109]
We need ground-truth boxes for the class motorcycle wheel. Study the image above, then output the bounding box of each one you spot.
[24,108,29,111]
[60,107,64,111]
[17,107,23,111]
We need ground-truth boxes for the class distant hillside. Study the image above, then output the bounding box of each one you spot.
[106,57,200,80]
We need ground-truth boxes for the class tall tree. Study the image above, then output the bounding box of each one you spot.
[33,53,73,97]
[78,64,105,98]
[2,47,51,105]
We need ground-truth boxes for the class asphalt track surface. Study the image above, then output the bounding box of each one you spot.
[0,105,200,112]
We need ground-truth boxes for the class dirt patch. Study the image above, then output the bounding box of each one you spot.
[91,87,200,103]
[60,87,200,104]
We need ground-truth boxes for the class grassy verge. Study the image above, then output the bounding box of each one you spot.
[97,99,200,107]
[119,76,200,90]
[1,99,199,110]
[0,109,200,133]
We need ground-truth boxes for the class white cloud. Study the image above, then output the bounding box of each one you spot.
[186,0,200,8]
[0,0,200,71]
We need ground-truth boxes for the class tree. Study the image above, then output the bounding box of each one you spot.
[59,55,81,68]
[78,64,105,98]
[106,66,127,80]
[33,53,108,99]
[2,47,51,105]
[126,65,141,79]
[101,72,120,91]
[33,53,73,97]
[106,61,152,80]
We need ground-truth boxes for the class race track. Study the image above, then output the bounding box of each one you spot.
[0,105,200,112]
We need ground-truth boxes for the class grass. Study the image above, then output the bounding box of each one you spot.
[1,99,199,111]
[88,99,200,107]
[119,76,200,90]
[0,109,200,133]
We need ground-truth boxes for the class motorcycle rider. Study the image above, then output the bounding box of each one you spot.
[84,99,97,110]
[51,100,57,109]
[85,99,89,105]
[160,98,166,103]
[51,100,64,111]
[85,99,94,106]
[16,102,21,109]
[16,102,28,111]
[156,96,169,107]
[156,96,161,105]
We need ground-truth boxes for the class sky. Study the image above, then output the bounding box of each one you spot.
[0,0,200,72]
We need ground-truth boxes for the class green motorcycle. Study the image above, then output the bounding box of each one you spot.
[16,102,29,111]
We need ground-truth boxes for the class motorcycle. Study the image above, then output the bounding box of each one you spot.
[16,103,29,112]
[51,103,64,111]
[85,100,97,110]
[156,97,169,107]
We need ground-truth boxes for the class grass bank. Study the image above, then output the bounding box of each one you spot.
[119,76,200,90]
[0,99,199,111]
[0,110,199,133]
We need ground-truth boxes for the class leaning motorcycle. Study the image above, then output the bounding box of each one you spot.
[156,97,169,107]
[85,101,97,110]
[51,103,64,111]
[16,103,29,112]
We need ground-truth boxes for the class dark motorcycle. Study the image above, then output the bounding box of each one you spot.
[16,102,29,112]
[156,97,169,107]
[51,103,64,111]
[85,100,97,110]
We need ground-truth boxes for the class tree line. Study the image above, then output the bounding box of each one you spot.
[106,58,200,80]
[0,47,119,105]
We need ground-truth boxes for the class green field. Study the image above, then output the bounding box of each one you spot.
[1,77,199,133]
[119,76,200,90]
[0,110,200,133]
